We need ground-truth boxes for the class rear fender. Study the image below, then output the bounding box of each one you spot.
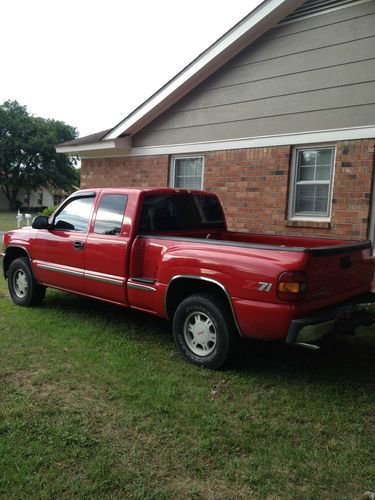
[164,274,243,337]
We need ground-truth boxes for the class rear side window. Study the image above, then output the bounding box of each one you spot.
[139,194,225,232]
[54,196,94,232]
[94,194,128,235]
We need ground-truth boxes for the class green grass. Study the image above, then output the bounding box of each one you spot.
[0,277,374,498]
[0,212,19,232]
[0,211,42,232]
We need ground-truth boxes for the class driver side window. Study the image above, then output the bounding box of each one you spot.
[54,197,94,232]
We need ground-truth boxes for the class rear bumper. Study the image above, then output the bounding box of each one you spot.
[286,293,375,344]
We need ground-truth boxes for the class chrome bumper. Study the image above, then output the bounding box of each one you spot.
[286,293,375,345]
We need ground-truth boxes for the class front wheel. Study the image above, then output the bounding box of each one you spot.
[8,257,46,307]
[173,293,235,369]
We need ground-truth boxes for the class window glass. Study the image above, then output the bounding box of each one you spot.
[94,194,128,235]
[292,147,334,217]
[54,197,94,231]
[173,157,203,189]
[295,184,329,214]
[53,194,63,206]
[139,194,225,232]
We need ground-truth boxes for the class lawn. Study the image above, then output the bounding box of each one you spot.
[0,212,18,232]
[0,211,40,232]
[0,277,374,498]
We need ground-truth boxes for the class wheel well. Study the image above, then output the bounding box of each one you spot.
[165,277,241,335]
[3,247,30,278]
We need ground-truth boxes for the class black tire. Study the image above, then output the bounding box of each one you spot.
[8,257,46,307]
[173,293,235,369]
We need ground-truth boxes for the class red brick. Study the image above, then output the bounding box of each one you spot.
[81,139,375,241]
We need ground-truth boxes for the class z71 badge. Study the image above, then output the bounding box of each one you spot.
[257,282,272,293]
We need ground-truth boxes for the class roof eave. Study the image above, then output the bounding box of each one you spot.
[55,136,131,156]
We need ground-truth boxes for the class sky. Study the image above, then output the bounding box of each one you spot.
[0,0,263,138]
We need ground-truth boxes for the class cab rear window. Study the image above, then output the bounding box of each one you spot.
[139,194,225,232]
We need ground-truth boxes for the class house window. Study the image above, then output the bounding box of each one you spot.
[37,189,43,205]
[289,146,335,219]
[171,156,204,189]
[53,194,63,206]
[24,191,30,206]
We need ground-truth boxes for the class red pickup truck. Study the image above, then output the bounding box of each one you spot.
[2,188,375,368]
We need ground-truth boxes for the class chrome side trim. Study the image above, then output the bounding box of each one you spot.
[37,263,124,286]
[36,263,83,278]
[164,274,243,337]
[85,273,123,286]
[127,282,156,292]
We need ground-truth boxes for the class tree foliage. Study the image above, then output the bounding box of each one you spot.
[0,100,79,210]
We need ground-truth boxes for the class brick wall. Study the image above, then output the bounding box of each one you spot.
[81,138,375,241]
[81,155,169,189]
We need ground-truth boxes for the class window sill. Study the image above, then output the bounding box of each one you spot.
[286,220,331,229]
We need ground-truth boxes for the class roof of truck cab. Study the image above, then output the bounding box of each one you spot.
[72,187,216,196]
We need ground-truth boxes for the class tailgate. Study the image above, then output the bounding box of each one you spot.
[306,241,374,301]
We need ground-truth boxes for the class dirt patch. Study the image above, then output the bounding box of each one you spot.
[2,369,101,412]
[3,368,46,393]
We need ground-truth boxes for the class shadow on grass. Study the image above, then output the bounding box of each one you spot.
[43,289,171,337]
[42,289,375,391]
[231,333,375,398]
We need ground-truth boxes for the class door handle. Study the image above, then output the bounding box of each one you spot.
[74,241,84,250]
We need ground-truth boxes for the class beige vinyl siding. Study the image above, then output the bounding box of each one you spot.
[133,1,375,147]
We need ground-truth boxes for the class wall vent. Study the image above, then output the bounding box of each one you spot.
[281,0,368,24]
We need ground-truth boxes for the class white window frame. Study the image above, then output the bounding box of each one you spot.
[288,145,336,221]
[170,155,204,190]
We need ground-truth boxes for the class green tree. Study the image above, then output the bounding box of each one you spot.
[0,100,79,210]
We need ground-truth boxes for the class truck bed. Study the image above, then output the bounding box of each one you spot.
[143,229,372,252]
[136,229,374,308]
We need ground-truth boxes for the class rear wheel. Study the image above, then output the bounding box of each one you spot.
[8,257,46,307]
[173,293,235,369]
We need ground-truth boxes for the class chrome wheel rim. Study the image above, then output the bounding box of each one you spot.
[12,269,28,299]
[183,311,217,357]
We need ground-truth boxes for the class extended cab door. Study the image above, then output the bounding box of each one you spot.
[83,192,130,304]
[32,193,95,292]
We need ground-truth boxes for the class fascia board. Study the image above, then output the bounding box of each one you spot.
[56,141,116,154]
[127,126,375,157]
[77,126,375,159]
[103,0,304,140]
[56,136,131,155]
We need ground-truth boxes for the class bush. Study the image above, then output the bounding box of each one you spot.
[42,205,58,217]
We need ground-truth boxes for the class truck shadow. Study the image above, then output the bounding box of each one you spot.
[45,290,375,392]
[232,333,375,393]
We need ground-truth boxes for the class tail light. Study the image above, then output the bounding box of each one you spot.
[277,271,307,302]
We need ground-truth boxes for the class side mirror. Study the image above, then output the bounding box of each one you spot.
[32,215,50,230]
[54,219,75,231]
